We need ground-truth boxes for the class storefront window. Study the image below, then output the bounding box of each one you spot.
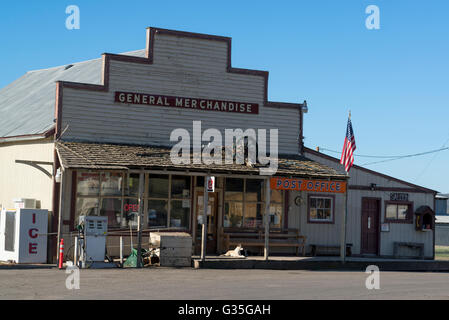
[101,172,122,196]
[148,199,168,227]
[243,203,264,228]
[124,173,140,197]
[170,200,190,228]
[123,198,139,228]
[224,178,283,229]
[225,178,244,201]
[77,172,100,196]
[224,202,243,228]
[74,197,99,226]
[149,175,169,198]
[100,198,122,228]
[76,171,130,228]
[246,179,263,202]
[147,174,191,229]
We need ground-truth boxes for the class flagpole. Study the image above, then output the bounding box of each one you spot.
[340,109,351,263]
[340,172,349,263]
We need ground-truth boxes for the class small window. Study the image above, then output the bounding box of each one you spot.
[308,196,334,223]
[385,201,413,222]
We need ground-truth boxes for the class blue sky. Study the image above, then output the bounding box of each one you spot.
[1,0,448,192]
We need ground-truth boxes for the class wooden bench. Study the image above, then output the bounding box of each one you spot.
[310,244,353,257]
[220,227,306,256]
[393,242,424,259]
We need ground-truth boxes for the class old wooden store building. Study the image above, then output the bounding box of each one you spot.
[0,27,436,262]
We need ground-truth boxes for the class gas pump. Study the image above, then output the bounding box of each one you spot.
[76,216,109,268]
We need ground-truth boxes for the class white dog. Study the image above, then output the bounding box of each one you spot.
[222,244,247,257]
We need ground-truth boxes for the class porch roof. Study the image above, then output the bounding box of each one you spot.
[56,141,347,180]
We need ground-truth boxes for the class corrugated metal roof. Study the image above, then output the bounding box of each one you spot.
[0,50,146,138]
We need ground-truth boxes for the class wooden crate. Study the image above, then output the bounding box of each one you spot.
[150,232,192,267]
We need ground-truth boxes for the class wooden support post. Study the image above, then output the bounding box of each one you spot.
[74,236,78,266]
[340,180,348,262]
[56,170,64,267]
[120,236,123,265]
[264,178,271,261]
[201,181,209,262]
[136,170,144,268]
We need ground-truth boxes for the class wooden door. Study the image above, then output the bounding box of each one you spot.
[361,198,380,255]
[194,191,218,254]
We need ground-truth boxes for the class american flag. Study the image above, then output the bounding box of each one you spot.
[340,115,356,172]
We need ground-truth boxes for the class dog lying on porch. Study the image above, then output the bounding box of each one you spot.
[221,244,248,258]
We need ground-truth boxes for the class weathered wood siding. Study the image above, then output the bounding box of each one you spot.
[305,150,435,258]
[60,33,300,154]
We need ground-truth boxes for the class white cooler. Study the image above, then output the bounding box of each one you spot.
[0,208,48,263]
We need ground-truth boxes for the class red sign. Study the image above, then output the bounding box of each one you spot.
[270,177,347,194]
[115,91,259,114]
[206,176,215,193]
[28,213,38,254]
[124,204,139,212]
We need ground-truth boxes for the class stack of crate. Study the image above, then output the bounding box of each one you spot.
[150,232,192,267]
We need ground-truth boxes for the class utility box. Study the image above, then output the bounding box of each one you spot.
[150,232,192,267]
[0,208,48,263]
[13,198,37,210]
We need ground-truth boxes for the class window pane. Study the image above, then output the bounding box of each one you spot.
[225,178,244,201]
[323,209,332,220]
[123,198,140,228]
[398,205,409,220]
[125,173,140,197]
[317,198,325,208]
[170,200,190,228]
[271,189,283,203]
[101,172,123,196]
[309,197,332,222]
[269,203,283,228]
[224,201,243,227]
[100,198,122,227]
[243,203,264,228]
[386,204,397,220]
[148,175,169,198]
[147,200,168,227]
[196,176,204,187]
[77,172,100,196]
[171,176,191,199]
[246,179,264,202]
[75,198,99,225]
[310,208,317,220]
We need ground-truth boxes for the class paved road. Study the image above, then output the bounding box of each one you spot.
[1,268,449,299]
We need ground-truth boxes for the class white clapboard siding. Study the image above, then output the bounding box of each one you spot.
[60,32,300,154]
[288,190,345,253]
[304,149,435,257]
